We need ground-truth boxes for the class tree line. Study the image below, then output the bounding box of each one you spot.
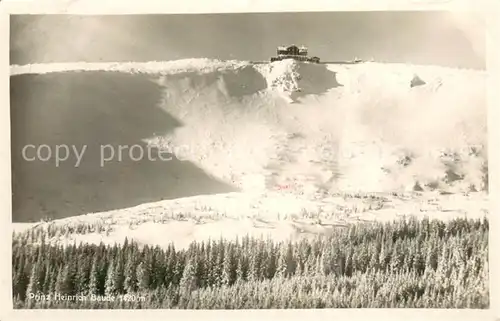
[12,216,489,308]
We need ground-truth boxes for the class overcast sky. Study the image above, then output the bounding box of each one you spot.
[10,11,485,69]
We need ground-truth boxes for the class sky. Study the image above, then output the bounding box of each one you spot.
[10,11,485,69]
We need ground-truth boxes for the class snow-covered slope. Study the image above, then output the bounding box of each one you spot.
[15,191,488,250]
[11,59,488,248]
[97,58,486,195]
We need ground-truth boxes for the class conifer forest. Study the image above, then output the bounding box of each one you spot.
[12,217,489,309]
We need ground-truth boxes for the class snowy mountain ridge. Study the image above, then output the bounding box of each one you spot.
[11,58,488,249]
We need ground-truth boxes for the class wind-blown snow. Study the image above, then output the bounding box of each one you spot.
[11,58,488,248]
[146,59,486,195]
[9,59,250,76]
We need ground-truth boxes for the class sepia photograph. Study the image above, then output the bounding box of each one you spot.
[5,7,493,312]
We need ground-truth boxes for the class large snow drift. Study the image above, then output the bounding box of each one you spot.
[10,59,487,224]
[142,59,486,195]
